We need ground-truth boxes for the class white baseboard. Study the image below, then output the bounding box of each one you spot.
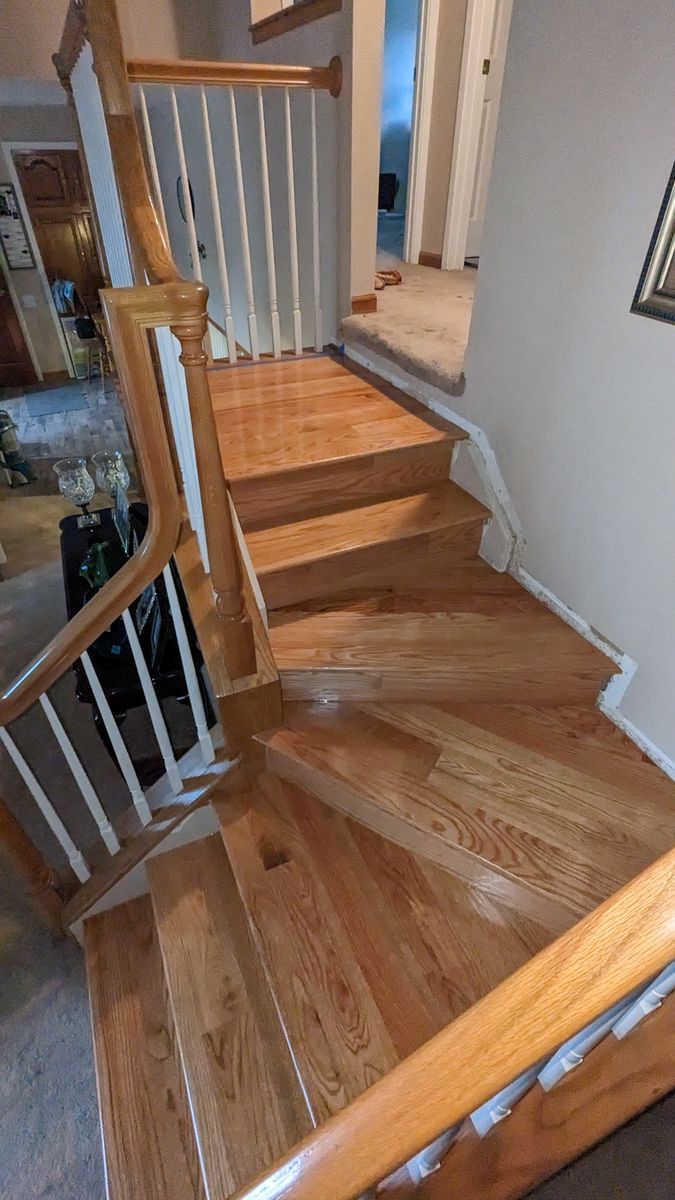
[339,341,524,571]
[338,339,675,784]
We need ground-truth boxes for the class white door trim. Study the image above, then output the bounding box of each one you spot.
[403,0,440,265]
[441,0,495,270]
[2,140,80,377]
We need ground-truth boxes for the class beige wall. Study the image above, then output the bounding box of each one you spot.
[0,104,78,375]
[420,0,466,260]
[460,0,675,760]
[0,0,67,82]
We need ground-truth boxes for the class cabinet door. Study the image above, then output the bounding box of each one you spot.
[32,212,105,311]
[0,285,36,386]
[14,150,85,208]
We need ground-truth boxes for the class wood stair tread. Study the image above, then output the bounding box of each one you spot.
[147,835,312,1200]
[268,582,614,704]
[215,772,556,1124]
[260,701,665,926]
[246,482,489,575]
[84,895,204,1200]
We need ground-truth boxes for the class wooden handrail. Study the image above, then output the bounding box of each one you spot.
[126,55,343,96]
[0,282,186,725]
[230,845,675,1200]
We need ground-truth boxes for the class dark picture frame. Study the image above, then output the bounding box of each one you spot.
[631,161,675,325]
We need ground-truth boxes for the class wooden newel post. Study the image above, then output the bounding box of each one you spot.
[171,312,257,681]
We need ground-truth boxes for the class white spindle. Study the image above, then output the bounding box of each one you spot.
[310,90,323,352]
[81,650,152,825]
[162,564,215,765]
[284,87,303,355]
[0,726,89,882]
[122,609,183,796]
[200,87,238,364]
[170,86,202,282]
[257,87,282,358]
[139,84,169,240]
[39,694,120,855]
[229,85,260,360]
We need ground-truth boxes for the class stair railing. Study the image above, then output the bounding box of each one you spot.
[228,844,675,1200]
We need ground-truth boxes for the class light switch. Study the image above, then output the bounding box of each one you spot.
[21,293,38,309]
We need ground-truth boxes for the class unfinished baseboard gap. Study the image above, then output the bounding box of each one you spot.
[338,340,523,571]
[337,339,675,786]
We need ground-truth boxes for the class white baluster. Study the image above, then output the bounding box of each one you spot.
[122,609,183,795]
[138,84,169,240]
[310,90,323,352]
[39,694,120,855]
[284,87,303,356]
[0,726,89,882]
[170,85,202,283]
[162,564,215,765]
[81,650,152,825]
[257,87,282,358]
[229,85,260,360]
[200,87,238,365]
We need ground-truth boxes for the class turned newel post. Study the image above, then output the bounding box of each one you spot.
[171,309,257,680]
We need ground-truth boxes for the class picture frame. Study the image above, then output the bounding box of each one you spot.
[631,161,675,325]
[0,182,35,269]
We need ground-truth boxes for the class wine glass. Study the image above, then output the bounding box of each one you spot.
[53,457,99,528]
[91,450,130,500]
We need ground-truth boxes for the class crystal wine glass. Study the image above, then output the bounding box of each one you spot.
[91,450,130,500]
[53,457,99,528]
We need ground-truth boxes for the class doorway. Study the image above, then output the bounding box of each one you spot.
[377,0,421,262]
[13,149,106,316]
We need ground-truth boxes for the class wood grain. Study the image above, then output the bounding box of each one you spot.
[247,483,488,609]
[148,834,312,1197]
[351,293,378,314]
[85,894,204,1200]
[216,774,553,1117]
[227,843,675,1200]
[417,996,675,1200]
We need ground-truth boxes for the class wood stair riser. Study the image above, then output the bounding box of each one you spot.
[231,440,456,530]
[259,523,485,611]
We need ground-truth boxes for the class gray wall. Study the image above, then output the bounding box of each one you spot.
[459,0,675,758]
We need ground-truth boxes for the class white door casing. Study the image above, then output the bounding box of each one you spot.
[403,0,440,265]
[442,0,513,269]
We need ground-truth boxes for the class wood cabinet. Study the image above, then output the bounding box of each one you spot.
[13,149,105,315]
[14,150,86,209]
[0,284,36,387]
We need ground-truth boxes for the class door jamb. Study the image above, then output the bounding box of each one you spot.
[441,0,495,270]
[403,0,440,265]
[2,140,80,378]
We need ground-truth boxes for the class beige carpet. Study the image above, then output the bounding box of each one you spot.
[341,258,475,396]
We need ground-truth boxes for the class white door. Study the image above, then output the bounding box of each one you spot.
[465,0,513,259]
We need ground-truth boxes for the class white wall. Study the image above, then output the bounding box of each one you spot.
[379,0,419,214]
[420,0,466,259]
[460,0,675,758]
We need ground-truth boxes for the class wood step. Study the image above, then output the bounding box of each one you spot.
[246,483,490,610]
[268,585,614,705]
[84,895,204,1200]
[259,700,667,927]
[215,772,556,1124]
[147,835,312,1199]
[210,353,466,527]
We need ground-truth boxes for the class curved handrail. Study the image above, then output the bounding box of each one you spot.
[230,845,675,1200]
[0,281,195,725]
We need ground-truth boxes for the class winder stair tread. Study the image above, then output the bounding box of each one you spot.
[84,895,204,1200]
[147,835,312,1200]
[260,701,671,928]
[214,771,557,1125]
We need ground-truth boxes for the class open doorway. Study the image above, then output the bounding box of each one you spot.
[377,0,421,262]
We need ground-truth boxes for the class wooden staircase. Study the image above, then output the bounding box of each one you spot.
[83,352,675,1200]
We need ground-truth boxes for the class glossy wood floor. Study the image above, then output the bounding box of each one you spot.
[84,352,675,1199]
